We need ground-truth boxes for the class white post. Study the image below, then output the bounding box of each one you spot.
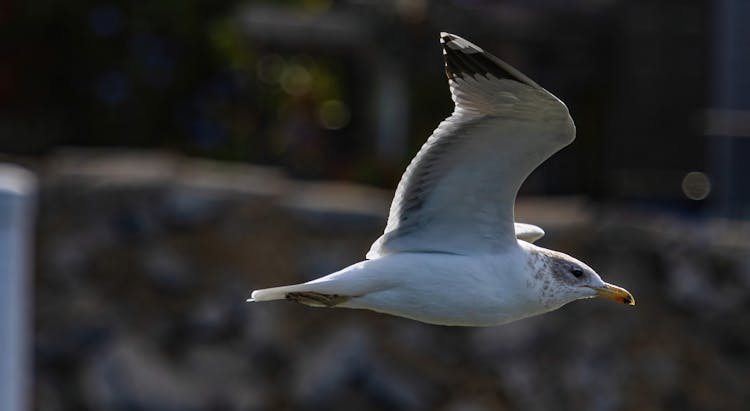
[0,164,36,411]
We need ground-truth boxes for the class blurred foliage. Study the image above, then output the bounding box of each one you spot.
[2,0,353,172]
[2,0,722,203]
[5,1,231,148]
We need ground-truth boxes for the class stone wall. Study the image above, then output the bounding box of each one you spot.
[32,151,750,411]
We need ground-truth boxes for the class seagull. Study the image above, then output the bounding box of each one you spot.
[250,33,635,326]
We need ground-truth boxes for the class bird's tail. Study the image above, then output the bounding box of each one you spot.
[250,283,351,307]
[249,283,309,302]
[250,260,374,305]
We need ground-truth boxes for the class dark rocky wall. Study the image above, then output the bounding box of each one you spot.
[32,152,750,411]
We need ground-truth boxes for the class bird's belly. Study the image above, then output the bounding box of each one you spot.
[344,272,547,327]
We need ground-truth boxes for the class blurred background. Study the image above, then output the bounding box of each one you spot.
[1,0,749,410]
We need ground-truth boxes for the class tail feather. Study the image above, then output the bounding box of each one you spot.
[250,260,376,303]
[250,283,310,302]
[249,283,352,307]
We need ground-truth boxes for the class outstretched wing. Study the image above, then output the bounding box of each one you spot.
[367,33,574,259]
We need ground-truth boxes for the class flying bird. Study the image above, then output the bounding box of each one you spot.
[250,33,634,326]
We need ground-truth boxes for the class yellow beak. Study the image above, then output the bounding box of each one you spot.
[592,283,635,306]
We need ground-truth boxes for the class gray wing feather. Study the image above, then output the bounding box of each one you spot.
[367,33,574,259]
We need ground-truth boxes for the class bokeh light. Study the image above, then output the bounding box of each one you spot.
[318,100,350,130]
[280,64,312,96]
[681,171,711,200]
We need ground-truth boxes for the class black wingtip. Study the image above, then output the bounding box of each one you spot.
[439,32,457,44]
[439,32,537,88]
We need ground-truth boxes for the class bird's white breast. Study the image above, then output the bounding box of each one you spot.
[340,247,551,326]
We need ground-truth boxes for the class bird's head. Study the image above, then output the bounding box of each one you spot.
[537,249,635,308]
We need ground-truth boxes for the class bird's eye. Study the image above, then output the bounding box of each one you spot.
[570,268,584,278]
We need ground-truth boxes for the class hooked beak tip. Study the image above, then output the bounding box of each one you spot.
[592,283,636,306]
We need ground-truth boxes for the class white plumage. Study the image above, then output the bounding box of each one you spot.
[250,33,634,326]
